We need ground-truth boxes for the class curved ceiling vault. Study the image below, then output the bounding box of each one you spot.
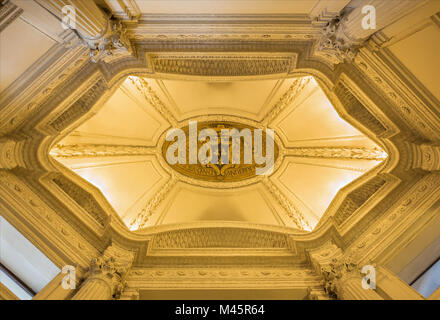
[50,75,387,232]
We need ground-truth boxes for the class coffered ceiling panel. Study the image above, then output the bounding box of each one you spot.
[61,79,170,146]
[153,182,286,227]
[273,79,364,147]
[145,78,292,121]
[51,74,386,232]
[273,158,382,219]
[57,155,167,225]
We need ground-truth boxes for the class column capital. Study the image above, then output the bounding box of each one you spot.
[320,257,360,299]
[39,0,133,63]
[307,241,382,299]
[316,0,425,64]
[86,18,132,63]
[73,243,135,300]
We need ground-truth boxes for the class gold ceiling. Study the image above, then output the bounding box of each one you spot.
[50,75,387,231]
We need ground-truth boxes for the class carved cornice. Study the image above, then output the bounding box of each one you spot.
[354,49,440,141]
[346,172,440,263]
[0,170,100,268]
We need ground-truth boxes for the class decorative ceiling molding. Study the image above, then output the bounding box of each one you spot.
[50,144,157,158]
[149,53,298,77]
[149,227,289,249]
[129,176,177,230]
[262,76,312,125]
[284,146,387,161]
[128,76,178,126]
[0,0,23,33]
[104,0,141,22]
[262,177,311,231]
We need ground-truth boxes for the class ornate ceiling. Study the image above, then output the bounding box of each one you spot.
[0,0,439,301]
[50,75,386,231]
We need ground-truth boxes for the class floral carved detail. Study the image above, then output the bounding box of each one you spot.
[129,176,177,230]
[321,258,359,299]
[262,177,310,230]
[285,147,387,161]
[50,144,157,158]
[87,19,132,63]
[128,76,178,126]
[318,17,359,64]
[262,76,312,125]
[80,244,135,300]
[150,54,296,77]
[150,228,289,249]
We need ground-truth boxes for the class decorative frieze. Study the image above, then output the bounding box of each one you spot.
[150,227,289,249]
[334,80,387,135]
[150,54,297,77]
[346,172,440,263]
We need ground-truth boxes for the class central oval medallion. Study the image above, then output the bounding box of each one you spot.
[161,121,279,182]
